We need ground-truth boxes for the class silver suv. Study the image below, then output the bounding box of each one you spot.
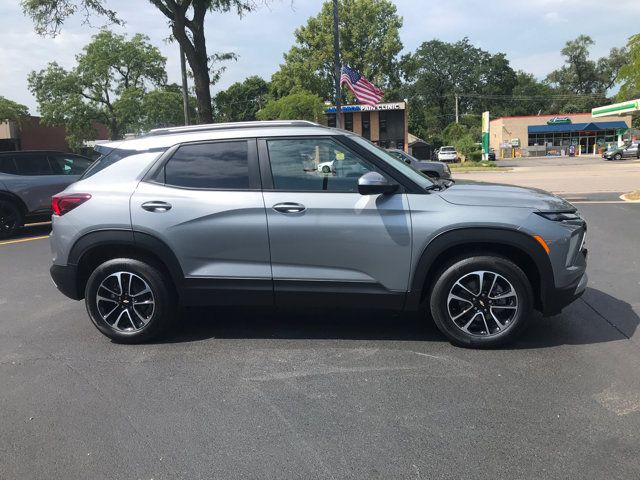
[49,121,588,347]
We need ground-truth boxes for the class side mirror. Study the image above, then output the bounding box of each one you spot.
[358,171,399,195]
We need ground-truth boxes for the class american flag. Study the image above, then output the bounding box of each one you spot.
[340,65,384,106]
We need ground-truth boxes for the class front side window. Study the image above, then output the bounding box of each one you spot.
[164,141,249,189]
[50,154,92,175]
[16,154,52,176]
[267,138,376,192]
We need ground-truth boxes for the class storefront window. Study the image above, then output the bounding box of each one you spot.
[344,113,353,132]
[361,112,371,139]
[327,114,336,128]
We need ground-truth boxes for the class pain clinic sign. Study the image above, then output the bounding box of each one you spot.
[482,111,490,157]
[324,102,406,113]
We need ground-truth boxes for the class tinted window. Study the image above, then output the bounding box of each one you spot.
[15,154,52,176]
[267,138,376,192]
[49,154,92,175]
[81,148,137,179]
[0,156,17,175]
[164,141,249,189]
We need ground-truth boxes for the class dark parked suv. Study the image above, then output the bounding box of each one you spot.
[0,150,92,238]
[49,121,588,348]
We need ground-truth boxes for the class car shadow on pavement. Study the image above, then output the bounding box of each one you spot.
[154,287,638,349]
[512,288,639,349]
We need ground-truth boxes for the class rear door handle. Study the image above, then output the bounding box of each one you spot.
[141,201,172,212]
[272,202,306,214]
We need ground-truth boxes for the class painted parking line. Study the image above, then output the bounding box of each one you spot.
[0,235,49,246]
[570,200,636,204]
[24,221,52,227]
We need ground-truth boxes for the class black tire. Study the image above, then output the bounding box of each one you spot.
[429,255,533,348]
[85,258,176,343]
[321,165,331,173]
[614,153,622,160]
[0,199,23,239]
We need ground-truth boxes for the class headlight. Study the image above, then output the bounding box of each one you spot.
[535,211,581,222]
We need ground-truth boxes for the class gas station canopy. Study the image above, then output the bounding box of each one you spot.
[592,99,640,118]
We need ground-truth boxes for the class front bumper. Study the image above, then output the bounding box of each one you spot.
[542,270,588,316]
[50,264,83,300]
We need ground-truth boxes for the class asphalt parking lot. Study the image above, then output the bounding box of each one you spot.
[1,163,639,479]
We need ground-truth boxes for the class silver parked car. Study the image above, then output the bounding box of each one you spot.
[0,151,93,238]
[49,121,587,348]
[602,142,639,160]
[386,148,451,180]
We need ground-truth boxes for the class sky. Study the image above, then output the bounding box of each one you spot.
[1,0,639,114]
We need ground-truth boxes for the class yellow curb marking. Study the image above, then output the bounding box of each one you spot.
[0,235,49,246]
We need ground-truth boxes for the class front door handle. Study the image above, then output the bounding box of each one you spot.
[272,202,306,214]
[141,201,172,212]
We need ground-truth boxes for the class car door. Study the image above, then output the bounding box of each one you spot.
[12,153,61,213]
[259,136,412,308]
[130,138,273,305]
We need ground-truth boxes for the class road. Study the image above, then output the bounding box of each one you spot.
[455,155,640,195]
[1,165,639,479]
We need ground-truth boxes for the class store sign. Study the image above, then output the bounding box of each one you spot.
[324,102,405,113]
[547,116,571,125]
[510,138,520,147]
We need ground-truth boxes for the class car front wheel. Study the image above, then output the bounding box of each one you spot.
[85,258,176,343]
[614,153,622,160]
[429,255,533,348]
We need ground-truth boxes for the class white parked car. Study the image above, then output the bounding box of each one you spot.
[437,146,459,163]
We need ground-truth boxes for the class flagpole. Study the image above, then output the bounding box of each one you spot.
[332,0,341,129]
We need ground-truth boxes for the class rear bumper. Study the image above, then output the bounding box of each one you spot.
[542,271,587,316]
[50,264,82,300]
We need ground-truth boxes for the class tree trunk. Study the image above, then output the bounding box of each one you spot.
[170,2,213,124]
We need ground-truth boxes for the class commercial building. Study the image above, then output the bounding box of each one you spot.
[0,116,109,153]
[489,112,633,157]
[322,101,409,152]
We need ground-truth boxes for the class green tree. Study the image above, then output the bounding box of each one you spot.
[256,90,324,122]
[616,33,640,101]
[213,76,270,122]
[21,0,258,123]
[545,35,627,110]
[28,30,167,146]
[402,38,516,135]
[271,0,403,101]
[0,97,30,123]
[139,84,197,131]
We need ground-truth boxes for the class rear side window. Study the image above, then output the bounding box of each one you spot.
[81,149,136,179]
[0,156,17,175]
[164,141,250,189]
[49,154,92,175]
[15,154,52,175]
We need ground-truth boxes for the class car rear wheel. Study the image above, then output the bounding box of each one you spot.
[85,258,176,343]
[0,200,23,239]
[429,255,533,348]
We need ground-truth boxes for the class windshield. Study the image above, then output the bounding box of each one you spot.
[349,136,436,189]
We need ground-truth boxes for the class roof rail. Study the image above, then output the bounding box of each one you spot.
[145,120,321,136]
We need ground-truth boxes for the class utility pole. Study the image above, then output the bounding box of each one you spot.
[180,45,191,126]
[455,93,459,124]
[332,0,342,129]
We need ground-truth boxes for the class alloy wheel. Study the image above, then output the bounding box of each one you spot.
[446,270,519,337]
[0,202,19,234]
[96,271,155,332]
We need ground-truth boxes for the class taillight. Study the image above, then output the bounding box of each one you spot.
[51,193,92,216]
